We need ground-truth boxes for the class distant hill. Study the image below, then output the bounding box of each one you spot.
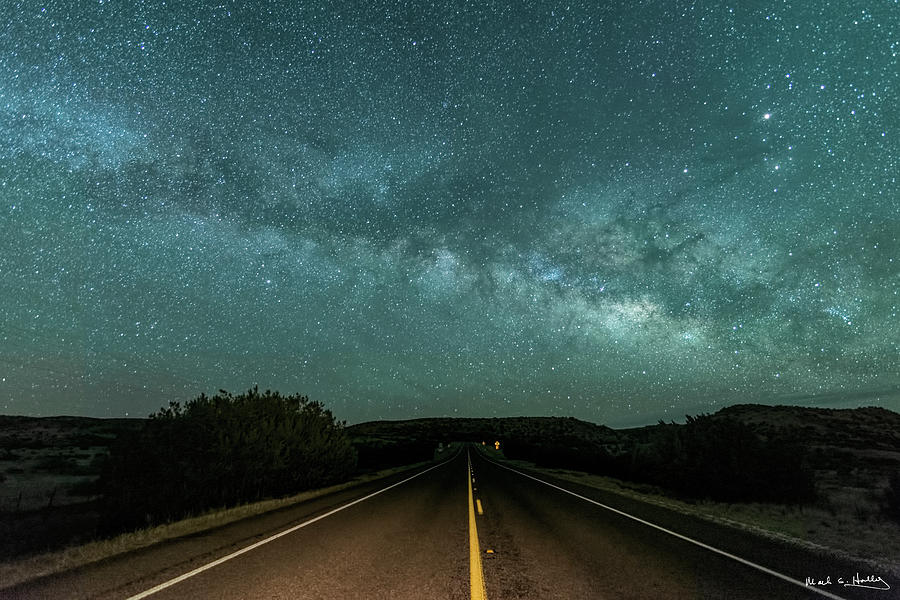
[3,403,898,496]
[3,404,897,458]
[709,404,900,486]
[713,403,900,451]
[347,415,624,446]
[621,404,900,497]
[0,415,144,450]
[632,403,900,456]
[5,404,895,461]
[3,403,898,561]
[348,405,900,502]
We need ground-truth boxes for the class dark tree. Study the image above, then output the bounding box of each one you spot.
[99,387,356,532]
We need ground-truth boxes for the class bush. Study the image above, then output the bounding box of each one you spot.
[885,471,900,520]
[636,414,816,504]
[504,414,816,505]
[35,455,87,475]
[99,387,356,532]
[351,438,436,472]
[502,436,630,480]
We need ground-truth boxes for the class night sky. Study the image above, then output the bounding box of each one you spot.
[2,1,898,427]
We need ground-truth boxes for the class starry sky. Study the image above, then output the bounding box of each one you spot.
[1,1,898,427]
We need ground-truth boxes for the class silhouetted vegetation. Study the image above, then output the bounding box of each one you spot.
[886,472,900,521]
[643,414,815,503]
[350,437,438,471]
[2,404,895,560]
[503,413,816,504]
[98,387,357,532]
[501,436,625,476]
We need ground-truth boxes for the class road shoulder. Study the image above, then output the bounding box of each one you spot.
[474,447,900,583]
[0,459,441,597]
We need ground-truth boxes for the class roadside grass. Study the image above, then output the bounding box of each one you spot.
[481,449,900,580]
[0,461,432,592]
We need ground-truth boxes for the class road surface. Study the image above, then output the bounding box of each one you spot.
[6,446,895,599]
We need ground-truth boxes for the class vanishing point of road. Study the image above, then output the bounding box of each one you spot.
[6,446,895,599]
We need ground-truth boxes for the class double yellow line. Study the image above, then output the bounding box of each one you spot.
[467,449,488,600]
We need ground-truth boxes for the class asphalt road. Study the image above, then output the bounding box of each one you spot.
[469,450,894,600]
[6,446,896,599]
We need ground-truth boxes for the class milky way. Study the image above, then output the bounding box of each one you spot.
[1,1,898,426]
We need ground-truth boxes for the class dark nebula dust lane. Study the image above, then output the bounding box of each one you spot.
[1,1,898,424]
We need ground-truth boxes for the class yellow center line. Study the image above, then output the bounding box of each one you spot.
[467,449,488,600]
[476,498,484,515]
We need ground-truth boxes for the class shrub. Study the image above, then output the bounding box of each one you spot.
[504,414,816,505]
[99,387,356,532]
[35,455,86,475]
[351,438,436,472]
[643,414,816,504]
[885,471,900,520]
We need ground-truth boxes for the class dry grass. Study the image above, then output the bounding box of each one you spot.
[488,450,900,581]
[0,462,430,591]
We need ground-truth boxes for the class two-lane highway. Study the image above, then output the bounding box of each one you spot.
[7,445,895,599]
[128,455,470,600]
[469,449,892,599]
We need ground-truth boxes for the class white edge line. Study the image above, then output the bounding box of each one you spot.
[124,457,454,600]
[484,456,850,600]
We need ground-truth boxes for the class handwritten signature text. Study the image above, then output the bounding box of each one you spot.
[805,573,890,591]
